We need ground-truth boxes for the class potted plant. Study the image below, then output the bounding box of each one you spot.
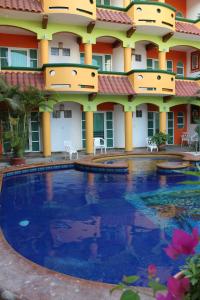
[151,132,168,151]
[0,78,49,165]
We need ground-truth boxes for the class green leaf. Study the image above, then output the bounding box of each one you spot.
[110,284,126,294]
[123,276,140,284]
[148,280,166,296]
[120,290,140,300]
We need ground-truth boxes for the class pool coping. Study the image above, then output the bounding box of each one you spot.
[0,151,199,300]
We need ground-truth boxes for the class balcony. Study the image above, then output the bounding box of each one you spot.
[129,70,176,95]
[44,64,98,93]
[42,0,96,20]
[127,1,176,33]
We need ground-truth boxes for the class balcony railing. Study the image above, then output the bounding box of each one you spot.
[127,1,176,32]
[42,0,96,19]
[43,64,98,93]
[129,70,176,95]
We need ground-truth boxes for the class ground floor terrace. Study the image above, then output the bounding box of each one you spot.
[1,98,200,157]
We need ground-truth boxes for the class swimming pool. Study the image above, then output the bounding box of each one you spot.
[0,157,200,287]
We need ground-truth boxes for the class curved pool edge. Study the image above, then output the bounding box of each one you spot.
[0,229,154,300]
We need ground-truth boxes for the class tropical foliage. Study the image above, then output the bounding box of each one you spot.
[0,77,50,157]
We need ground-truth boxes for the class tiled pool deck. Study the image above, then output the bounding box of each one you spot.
[0,147,199,300]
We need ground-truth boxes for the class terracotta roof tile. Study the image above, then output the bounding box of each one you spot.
[99,75,135,95]
[176,80,199,97]
[0,72,45,90]
[176,21,200,36]
[97,8,132,25]
[0,0,42,13]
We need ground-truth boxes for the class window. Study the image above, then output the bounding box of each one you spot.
[147,58,159,70]
[0,48,38,68]
[62,48,70,56]
[176,61,184,77]
[96,0,110,5]
[30,49,37,68]
[136,110,142,118]
[191,51,200,72]
[64,110,72,118]
[104,54,112,71]
[177,112,184,128]
[80,53,112,71]
[167,60,173,72]
[0,47,8,67]
[135,54,142,62]
[52,111,61,118]
[11,50,27,67]
[51,47,59,56]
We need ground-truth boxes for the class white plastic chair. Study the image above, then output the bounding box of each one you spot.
[64,140,78,160]
[146,137,158,152]
[181,132,190,147]
[190,133,199,152]
[93,137,107,155]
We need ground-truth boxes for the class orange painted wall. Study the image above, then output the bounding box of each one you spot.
[147,104,159,112]
[0,34,38,48]
[147,49,187,76]
[166,0,187,17]
[170,105,187,144]
[98,103,114,111]
[80,42,113,54]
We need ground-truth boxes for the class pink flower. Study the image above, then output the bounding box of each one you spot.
[148,264,157,277]
[156,292,175,300]
[167,277,190,298]
[165,228,199,259]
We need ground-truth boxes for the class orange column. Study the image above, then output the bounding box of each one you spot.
[39,39,49,66]
[158,51,166,70]
[85,111,94,154]
[125,111,133,151]
[159,112,167,133]
[124,47,132,72]
[84,43,93,65]
[42,112,51,157]
[123,0,131,7]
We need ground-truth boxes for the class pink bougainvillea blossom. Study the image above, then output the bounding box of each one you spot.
[148,264,157,278]
[165,228,199,259]
[156,292,175,300]
[167,277,190,298]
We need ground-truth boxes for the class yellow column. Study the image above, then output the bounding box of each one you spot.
[158,51,166,70]
[125,111,133,152]
[159,112,167,133]
[85,111,94,154]
[124,47,132,72]
[158,0,165,2]
[39,39,49,66]
[84,43,93,65]
[42,112,51,157]
[123,0,131,7]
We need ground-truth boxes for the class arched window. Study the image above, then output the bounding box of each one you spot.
[176,61,184,77]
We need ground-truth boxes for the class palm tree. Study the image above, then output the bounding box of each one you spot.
[0,77,51,158]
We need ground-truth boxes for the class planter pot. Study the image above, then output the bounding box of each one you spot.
[10,157,26,166]
[158,144,166,151]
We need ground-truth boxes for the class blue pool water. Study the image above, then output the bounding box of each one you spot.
[1,157,200,286]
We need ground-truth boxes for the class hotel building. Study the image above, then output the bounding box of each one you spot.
[0,0,200,156]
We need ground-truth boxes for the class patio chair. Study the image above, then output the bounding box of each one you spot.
[190,133,199,152]
[146,137,158,152]
[94,137,107,155]
[181,132,190,147]
[64,140,78,160]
